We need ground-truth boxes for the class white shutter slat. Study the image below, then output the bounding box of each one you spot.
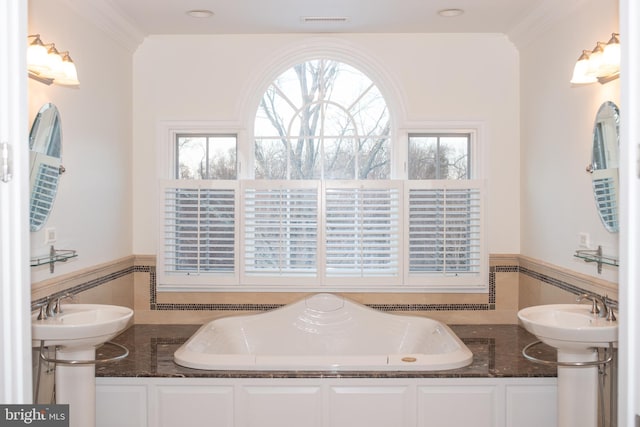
[30,162,60,229]
[160,182,237,281]
[243,184,319,277]
[408,182,483,276]
[325,184,401,279]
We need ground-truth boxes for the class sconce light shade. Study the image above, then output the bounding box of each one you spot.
[570,50,597,84]
[570,33,620,86]
[55,52,80,87]
[26,35,80,87]
[600,33,621,77]
[45,44,65,79]
[586,42,605,77]
[27,35,50,73]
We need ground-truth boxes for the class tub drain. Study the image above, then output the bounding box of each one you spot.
[401,357,417,363]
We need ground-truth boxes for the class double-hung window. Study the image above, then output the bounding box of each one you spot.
[158,59,487,292]
[159,134,239,288]
[406,134,485,289]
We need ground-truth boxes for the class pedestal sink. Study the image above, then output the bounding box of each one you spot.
[32,304,133,427]
[518,303,617,427]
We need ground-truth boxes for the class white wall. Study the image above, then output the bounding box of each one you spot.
[132,33,521,258]
[519,0,620,283]
[28,0,133,283]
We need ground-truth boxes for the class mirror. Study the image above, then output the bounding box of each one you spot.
[587,101,619,233]
[29,103,64,232]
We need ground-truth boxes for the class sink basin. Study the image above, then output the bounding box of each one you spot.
[32,304,133,349]
[517,303,617,351]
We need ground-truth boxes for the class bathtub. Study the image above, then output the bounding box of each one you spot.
[174,293,473,371]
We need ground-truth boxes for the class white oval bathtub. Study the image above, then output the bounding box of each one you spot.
[174,293,473,371]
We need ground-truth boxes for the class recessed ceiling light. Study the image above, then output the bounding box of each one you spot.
[437,8,464,18]
[187,9,214,18]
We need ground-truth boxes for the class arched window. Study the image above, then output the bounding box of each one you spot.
[158,56,487,293]
[254,59,391,180]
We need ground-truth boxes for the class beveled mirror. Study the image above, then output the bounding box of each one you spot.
[587,101,619,232]
[29,103,64,231]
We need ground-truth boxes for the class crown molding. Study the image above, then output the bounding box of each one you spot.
[63,0,145,53]
[507,0,591,49]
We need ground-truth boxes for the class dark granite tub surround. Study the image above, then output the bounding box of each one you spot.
[96,324,556,379]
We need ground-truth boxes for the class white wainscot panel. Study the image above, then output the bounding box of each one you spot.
[238,385,322,427]
[96,383,147,427]
[153,384,234,427]
[328,385,414,427]
[417,384,497,427]
[505,384,557,427]
[96,376,557,427]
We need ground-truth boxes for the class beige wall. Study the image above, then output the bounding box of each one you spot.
[31,254,616,326]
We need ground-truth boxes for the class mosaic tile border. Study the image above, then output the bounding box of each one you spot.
[141,263,617,311]
[519,266,618,307]
[145,267,502,312]
[32,260,617,312]
[31,266,136,309]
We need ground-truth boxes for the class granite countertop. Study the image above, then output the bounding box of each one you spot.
[96,324,557,379]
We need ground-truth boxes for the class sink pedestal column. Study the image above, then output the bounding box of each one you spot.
[55,348,97,427]
[557,349,598,427]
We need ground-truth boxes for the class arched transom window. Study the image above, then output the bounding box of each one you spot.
[254,59,390,180]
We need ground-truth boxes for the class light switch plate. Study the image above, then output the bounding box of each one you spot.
[45,227,57,244]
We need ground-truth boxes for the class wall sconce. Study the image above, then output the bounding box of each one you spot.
[27,34,80,87]
[570,33,620,85]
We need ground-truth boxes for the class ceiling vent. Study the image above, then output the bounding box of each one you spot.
[301,16,350,24]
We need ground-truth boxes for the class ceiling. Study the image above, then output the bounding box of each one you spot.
[101,0,551,37]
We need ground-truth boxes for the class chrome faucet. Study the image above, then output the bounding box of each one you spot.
[32,298,50,320]
[32,292,76,320]
[576,293,616,321]
[45,292,74,317]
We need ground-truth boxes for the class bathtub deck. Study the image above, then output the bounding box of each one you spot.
[96,324,557,378]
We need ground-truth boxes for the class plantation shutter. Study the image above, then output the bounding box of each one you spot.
[242,181,319,281]
[29,160,60,231]
[325,182,401,282]
[158,180,486,291]
[407,180,485,288]
[158,180,238,288]
[591,173,618,230]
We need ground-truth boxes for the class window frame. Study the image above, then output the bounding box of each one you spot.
[156,109,487,292]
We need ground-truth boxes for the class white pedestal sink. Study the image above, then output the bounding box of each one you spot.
[32,304,133,427]
[518,304,617,427]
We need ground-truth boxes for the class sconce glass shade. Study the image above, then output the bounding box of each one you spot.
[570,50,597,84]
[586,42,606,77]
[600,33,621,77]
[27,35,50,73]
[55,52,80,87]
[46,44,65,79]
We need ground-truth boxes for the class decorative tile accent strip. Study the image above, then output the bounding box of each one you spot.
[495,266,519,273]
[519,266,618,307]
[145,268,504,312]
[154,303,284,311]
[33,259,617,314]
[489,269,496,304]
[368,303,491,312]
[31,266,136,309]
